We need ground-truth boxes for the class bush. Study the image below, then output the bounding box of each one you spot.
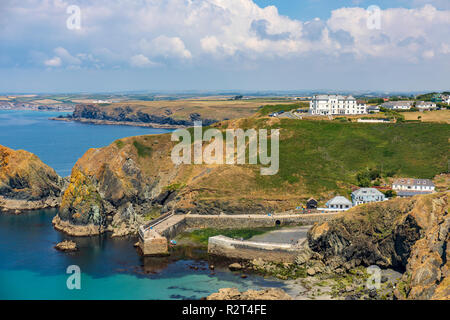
[384,190,397,198]
[133,140,152,157]
[357,170,372,187]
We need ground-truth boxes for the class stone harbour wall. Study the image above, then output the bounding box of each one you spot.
[184,212,342,230]
[208,235,301,263]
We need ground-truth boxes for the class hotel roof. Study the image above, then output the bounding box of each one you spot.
[393,178,434,187]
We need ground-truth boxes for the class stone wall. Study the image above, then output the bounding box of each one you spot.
[138,230,169,256]
[139,212,343,256]
[184,212,342,230]
[208,235,301,263]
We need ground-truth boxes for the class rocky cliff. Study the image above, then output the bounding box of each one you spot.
[54,118,449,238]
[54,131,288,236]
[62,104,217,127]
[307,192,449,300]
[0,145,64,213]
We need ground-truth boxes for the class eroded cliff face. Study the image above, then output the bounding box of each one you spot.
[308,192,449,300]
[68,104,216,127]
[54,132,293,236]
[0,145,63,213]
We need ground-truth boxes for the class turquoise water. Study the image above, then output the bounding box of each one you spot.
[0,210,283,300]
[0,111,283,300]
[0,110,172,177]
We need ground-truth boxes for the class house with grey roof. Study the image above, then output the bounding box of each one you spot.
[415,101,437,110]
[326,196,353,211]
[392,178,435,198]
[367,105,381,113]
[381,101,413,110]
[351,188,386,206]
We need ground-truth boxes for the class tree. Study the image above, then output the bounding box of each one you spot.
[384,190,397,198]
[357,170,372,187]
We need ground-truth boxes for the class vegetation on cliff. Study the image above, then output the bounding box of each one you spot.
[57,118,448,236]
[0,145,63,212]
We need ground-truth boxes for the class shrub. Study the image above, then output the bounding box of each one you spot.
[133,140,152,157]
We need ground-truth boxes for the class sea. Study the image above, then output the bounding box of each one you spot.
[0,110,283,300]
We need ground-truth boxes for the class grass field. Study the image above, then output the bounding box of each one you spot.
[177,227,277,246]
[212,118,450,198]
[156,117,448,206]
[403,110,450,123]
[257,103,309,116]
[71,115,450,215]
[97,99,297,122]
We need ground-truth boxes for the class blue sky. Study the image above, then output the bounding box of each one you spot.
[254,0,450,20]
[0,0,449,93]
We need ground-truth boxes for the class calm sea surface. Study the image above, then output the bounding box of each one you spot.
[0,110,283,300]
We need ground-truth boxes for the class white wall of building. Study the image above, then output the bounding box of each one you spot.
[310,95,367,115]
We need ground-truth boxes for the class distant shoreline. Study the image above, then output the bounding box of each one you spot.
[49,117,185,129]
[0,107,74,112]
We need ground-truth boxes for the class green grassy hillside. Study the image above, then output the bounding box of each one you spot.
[61,117,449,226]
[232,119,449,195]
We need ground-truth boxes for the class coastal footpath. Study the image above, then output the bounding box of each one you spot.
[0,145,64,213]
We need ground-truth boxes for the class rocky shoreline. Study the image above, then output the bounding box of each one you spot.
[0,145,65,213]
[0,196,60,214]
[207,288,292,300]
[50,117,186,129]
[49,104,218,129]
[219,258,402,300]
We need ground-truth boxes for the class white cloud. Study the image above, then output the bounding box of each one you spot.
[44,56,62,67]
[130,54,156,68]
[201,36,220,54]
[54,47,81,65]
[423,50,435,59]
[2,0,450,69]
[140,36,192,60]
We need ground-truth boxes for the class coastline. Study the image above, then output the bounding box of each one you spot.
[0,196,60,214]
[52,215,104,236]
[49,117,186,129]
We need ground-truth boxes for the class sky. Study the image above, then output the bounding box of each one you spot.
[0,0,449,93]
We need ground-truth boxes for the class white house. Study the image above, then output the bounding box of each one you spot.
[310,95,367,115]
[367,105,381,113]
[381,101,413,110]
[326,196,353,211]
[442,95,450,105]
[416,101,437,110]
[351,188,386,206]
[392,178,435,197]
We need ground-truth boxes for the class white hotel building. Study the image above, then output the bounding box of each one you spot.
[310,95,367,115]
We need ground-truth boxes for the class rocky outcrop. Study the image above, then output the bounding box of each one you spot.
[0,145,64,213]
[307,192,449,300]
[61,104,217,127]
[54,240,77,252]
[207,288,292,300]
[54,131,290,236]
